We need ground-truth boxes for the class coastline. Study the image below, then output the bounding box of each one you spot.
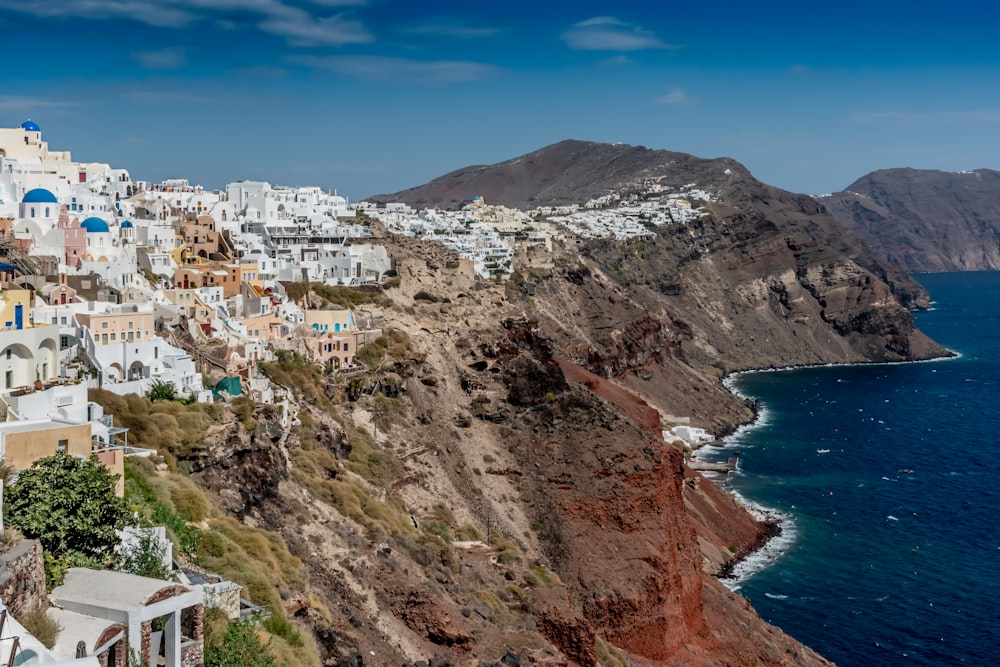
[697,348,962,589]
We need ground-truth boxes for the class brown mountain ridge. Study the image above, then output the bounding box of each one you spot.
[818,168,1000,272]
[368,139,738,210]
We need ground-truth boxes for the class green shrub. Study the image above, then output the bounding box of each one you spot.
[117,527,171,580]
[262,613,302,647]
[421,521,453,544]
[204,615,280,667]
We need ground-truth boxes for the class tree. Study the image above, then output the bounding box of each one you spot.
[4,453,129,568]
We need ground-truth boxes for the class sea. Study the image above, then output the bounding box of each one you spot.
[696,271,1000,666]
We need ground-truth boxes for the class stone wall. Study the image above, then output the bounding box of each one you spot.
[181,638,204,667]
[0,539,47,618]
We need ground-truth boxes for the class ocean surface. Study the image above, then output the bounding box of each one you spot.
[700,271,1000,666]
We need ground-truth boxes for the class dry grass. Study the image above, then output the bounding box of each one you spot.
[89,389,222,468]
[21,609,62,649]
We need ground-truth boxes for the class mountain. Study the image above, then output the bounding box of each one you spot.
[368,139,737,210]
[818,168,1000,272]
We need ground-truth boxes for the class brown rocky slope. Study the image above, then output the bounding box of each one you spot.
[183,147,951,666]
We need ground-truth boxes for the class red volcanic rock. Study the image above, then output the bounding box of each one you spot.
[554,355,662,436]
[392,592,471,648]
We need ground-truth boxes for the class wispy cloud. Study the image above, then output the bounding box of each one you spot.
[259,9,372,46]
[657,88,692,106]
[402,16,502,39]
[600,55,632,66]
[0,96,78,112]
[117,88,204,105]
[563,16,677,51]
[290,54,503,84]
[133,47,189,70]
[0,0,195,27]
[0,0,373,46]
[304,0,369,5]
[851,109,1000,128]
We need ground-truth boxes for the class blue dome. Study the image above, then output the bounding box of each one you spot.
[21,120,40,132]
[120,219,134,229]
[81,217,110,233]
[22,188,58,203]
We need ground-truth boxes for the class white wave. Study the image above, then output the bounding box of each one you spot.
[721,494,796,592]
[764,593,789,600]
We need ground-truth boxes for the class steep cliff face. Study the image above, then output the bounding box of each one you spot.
[182,147,956,666]
[561,181,946,377]
[819,168,1000,272]
[191,297,831,666]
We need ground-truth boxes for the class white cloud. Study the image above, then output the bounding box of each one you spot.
[0,96,77,112]
[259,9,373,46]
[290,54,503,84]
[403,17,502,39]
[0,0,374,46]
[0,1,196,27]
[133,47,189,70]
[851,109,1000,127]
[563,16,677,51]
[657,89,692,106]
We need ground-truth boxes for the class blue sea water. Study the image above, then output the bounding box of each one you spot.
[706,272,1000,666]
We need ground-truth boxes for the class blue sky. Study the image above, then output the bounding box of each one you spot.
[3,0,999,199]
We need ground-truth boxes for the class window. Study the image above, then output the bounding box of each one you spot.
[58,439,68,453]
[102,322,108,329]
[129,321,134,329]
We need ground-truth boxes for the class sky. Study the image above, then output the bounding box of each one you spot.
[3,0,1000,199]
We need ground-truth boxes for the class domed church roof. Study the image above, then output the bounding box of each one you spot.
[22,188,58,203]
[81,217,110,233]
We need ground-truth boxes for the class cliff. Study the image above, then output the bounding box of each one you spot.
[819,168,1000,272]
[156,144,953,666]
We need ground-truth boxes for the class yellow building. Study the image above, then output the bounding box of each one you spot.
[0,419,90,467]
